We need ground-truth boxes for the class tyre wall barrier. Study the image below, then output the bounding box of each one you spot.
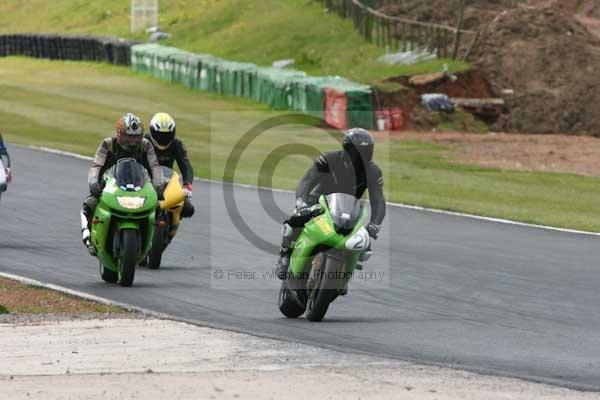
[0,35,375,129]
[0,34,135,65]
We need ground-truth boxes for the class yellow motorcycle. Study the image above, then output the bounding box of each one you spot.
[147,166,186,270]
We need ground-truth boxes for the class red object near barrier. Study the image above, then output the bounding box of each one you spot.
[375,110,392,131]
[390,108,404,131]
[375,108,404,131]
[324,88,348,130]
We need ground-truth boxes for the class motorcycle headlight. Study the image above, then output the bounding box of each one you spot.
[117,196,145,210]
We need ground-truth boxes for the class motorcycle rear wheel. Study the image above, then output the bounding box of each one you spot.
[100,263,118,283]
[278,280,305,318]
[147,225,167,270]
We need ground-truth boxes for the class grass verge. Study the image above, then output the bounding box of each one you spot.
[2,57,600,232]
[0,277,125,314]
[0,0,467,83]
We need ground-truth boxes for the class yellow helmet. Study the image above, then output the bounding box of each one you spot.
[149,113,176,150]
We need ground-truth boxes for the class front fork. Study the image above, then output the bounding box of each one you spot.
[112,221,141,259]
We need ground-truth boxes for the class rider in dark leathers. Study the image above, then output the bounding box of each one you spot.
[146,113,195,218]
[80,113,162,255]
[276,128,386,280]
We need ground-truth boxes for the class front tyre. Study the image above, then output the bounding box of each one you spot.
[278,280,305,318]
[305,256,341,322]
[119,229,139,287]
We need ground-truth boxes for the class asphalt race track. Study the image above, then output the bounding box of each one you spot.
[1,146,599,390]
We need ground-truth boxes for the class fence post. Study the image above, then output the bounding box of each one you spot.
[320,0,473,59]
[451,0,466,60]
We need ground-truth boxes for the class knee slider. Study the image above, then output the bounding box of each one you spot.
[282,223,293,238]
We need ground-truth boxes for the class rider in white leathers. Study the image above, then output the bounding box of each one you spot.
[0,132,12,193]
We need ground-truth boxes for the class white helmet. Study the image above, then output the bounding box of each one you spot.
[149,113,176,150]
[116,113,144,151]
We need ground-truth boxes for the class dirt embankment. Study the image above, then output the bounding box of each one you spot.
[378,70,493,119]
[392,131,600,176]
[379,1,600,136]
[472,5,600,135]
[378,0,522,30]
[378,0,600,30]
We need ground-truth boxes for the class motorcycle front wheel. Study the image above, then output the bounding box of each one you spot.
[119,229,139,287]
[305,256,341,322]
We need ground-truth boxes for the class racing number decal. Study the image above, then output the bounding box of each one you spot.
[315,215,333,235]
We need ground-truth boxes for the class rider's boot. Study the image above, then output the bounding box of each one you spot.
[181,198,195,219]
[276,247,292,280]
[276,223,295,280]
[80,208,96,256]
[340,281,349,296]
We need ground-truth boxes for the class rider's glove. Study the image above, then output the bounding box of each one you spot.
[89,181,105,197]
[366,223,381,239]
[183,183,193,200]
[5,168,11,183]
[294,198,310,216]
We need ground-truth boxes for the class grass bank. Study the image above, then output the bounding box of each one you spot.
[0,0,467,83]
[1,57,599,231]
[0,277,125,314]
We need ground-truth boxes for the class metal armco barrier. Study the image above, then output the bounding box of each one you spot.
[0,34,136,66]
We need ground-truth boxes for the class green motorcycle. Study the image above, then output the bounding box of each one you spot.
[278,193,373,321]
[90,158,158,287]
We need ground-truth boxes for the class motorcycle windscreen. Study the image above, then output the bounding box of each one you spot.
[326,193,363,234]
[112,158,149,191]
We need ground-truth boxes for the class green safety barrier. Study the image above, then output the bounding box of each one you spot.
[130,43,162,74]
[254,67,306,110]
[130,43,374,128]
[290,76,374,129]
[153,46,181,82]
[290,76,351,115]
[327,80,374,130]
[216,61,257,97]
[169,50,196,87]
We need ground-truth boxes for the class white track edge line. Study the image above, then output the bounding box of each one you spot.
[25,145,600,237]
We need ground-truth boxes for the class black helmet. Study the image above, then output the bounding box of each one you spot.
[342,127,374,165]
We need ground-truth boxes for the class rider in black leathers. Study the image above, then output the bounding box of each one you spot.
[275,128,386,280]
[146,112,195,218]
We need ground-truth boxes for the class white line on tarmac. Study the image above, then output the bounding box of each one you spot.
[25,145,600,237]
